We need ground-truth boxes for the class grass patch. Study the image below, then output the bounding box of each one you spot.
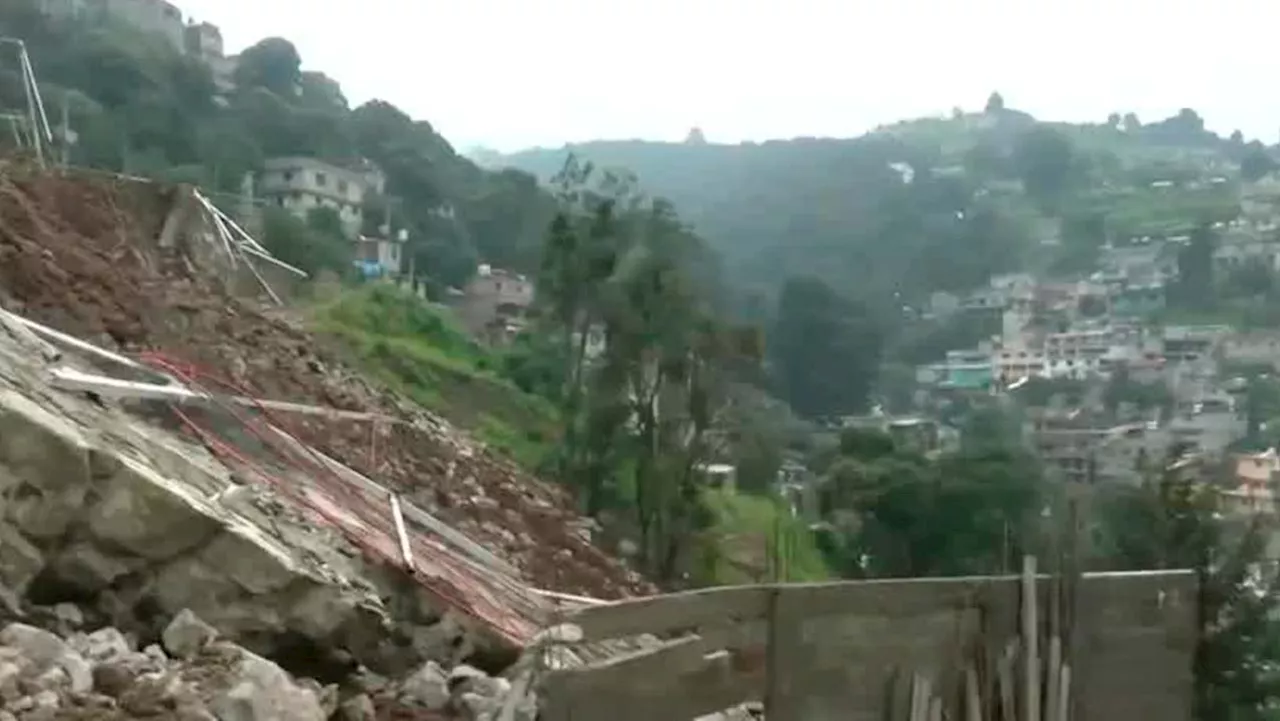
[697,489,830,584]
[308,284,560,467]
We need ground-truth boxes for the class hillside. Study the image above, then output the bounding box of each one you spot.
[490,104,1269,307]
[0,160,650,599]
[0,0,554,288]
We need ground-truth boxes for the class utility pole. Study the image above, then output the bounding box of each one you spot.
[1,37,52,168]
[19,44,40,167]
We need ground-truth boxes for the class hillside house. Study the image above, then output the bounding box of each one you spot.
[451,264,535,345]
[258,157,385,238]
[1111,282,1166,318]
[1224,449,1280,516]
[994,345,1047,384]
[1163,325,1231,363]
[918,348,994,390]
[1222,331,1280,370]
[354,232,406,278]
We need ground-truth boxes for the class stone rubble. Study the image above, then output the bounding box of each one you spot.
[0,609,531,721]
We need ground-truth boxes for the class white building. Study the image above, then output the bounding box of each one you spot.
[257,157,385,238]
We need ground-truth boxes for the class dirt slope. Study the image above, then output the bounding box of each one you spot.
[0,162,652,600]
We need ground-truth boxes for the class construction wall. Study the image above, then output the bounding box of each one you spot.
[543,570,1196,721]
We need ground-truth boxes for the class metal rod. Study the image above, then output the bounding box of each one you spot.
[16,44,41,167]
[239,249,284,306]
[48,366,397,422]
[528,588,609,606]
[390,493,414,570]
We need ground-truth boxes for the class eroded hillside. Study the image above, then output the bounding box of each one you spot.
[0,162,650,602]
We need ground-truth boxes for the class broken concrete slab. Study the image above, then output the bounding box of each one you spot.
[86,454,223,560]
[0,523,42,595]
[0,389,91,493]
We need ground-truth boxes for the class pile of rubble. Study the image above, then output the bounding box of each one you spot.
[0,608,527,721]
[0,164,651,600]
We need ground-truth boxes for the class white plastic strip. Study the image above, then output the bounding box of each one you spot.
[0,309,160,377]
[391,493,414,569]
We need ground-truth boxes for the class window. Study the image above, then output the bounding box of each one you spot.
[315,172,328,187]
[338,180,349,194]
[282,171,294,182]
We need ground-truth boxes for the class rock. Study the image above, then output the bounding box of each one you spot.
[52,602,84,630]
[338,693,375,721]
[207,649,326,721]
[458,691,500,720]
[0,524,43,595]
[0,623,65,668]
[33,688,59,706]
[399,660,450,710]
[92,662,134,698]
[449,664,506,698]
[59,649,93,694]
[0,710,15,721]
[163,609,217,659]
[72,626,132,664]
[24,665,68,693]
[177,705,218,721]
[0,660,21,701]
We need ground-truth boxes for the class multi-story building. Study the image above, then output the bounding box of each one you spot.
[918,348,994,390]
[994,345,1047,384]
[257,157,384,238]
[1163,325,1231,363]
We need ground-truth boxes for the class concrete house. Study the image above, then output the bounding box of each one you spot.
[451,264,535,345]
[258,157,384,239]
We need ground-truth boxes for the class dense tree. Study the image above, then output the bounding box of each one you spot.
[1013,124,1075,205]
[234,38,303,97]
[533,158,760,580]
[771,277,883,419]
[1173,224,1217,310]
[3,0,553,291]
[819,412,1043,578]
[259,206,352,277]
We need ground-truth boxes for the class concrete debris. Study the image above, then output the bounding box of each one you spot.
[397,659,450,710]
[163,609,219,661]
[0,609,529,721]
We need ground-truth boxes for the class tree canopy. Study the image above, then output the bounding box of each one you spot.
[2,2,554,289]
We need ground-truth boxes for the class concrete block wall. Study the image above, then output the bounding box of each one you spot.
[548,570,1197,721]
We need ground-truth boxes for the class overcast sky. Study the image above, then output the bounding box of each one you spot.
[178,0,1280,153]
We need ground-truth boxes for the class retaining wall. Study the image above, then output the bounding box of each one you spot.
[544,570,1196,721]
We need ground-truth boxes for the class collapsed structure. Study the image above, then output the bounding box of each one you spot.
[0,161,656,717]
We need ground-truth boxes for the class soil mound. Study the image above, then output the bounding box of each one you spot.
[0,162,651,600]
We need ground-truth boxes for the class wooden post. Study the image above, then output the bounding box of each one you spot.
[1022,555,1041,721]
